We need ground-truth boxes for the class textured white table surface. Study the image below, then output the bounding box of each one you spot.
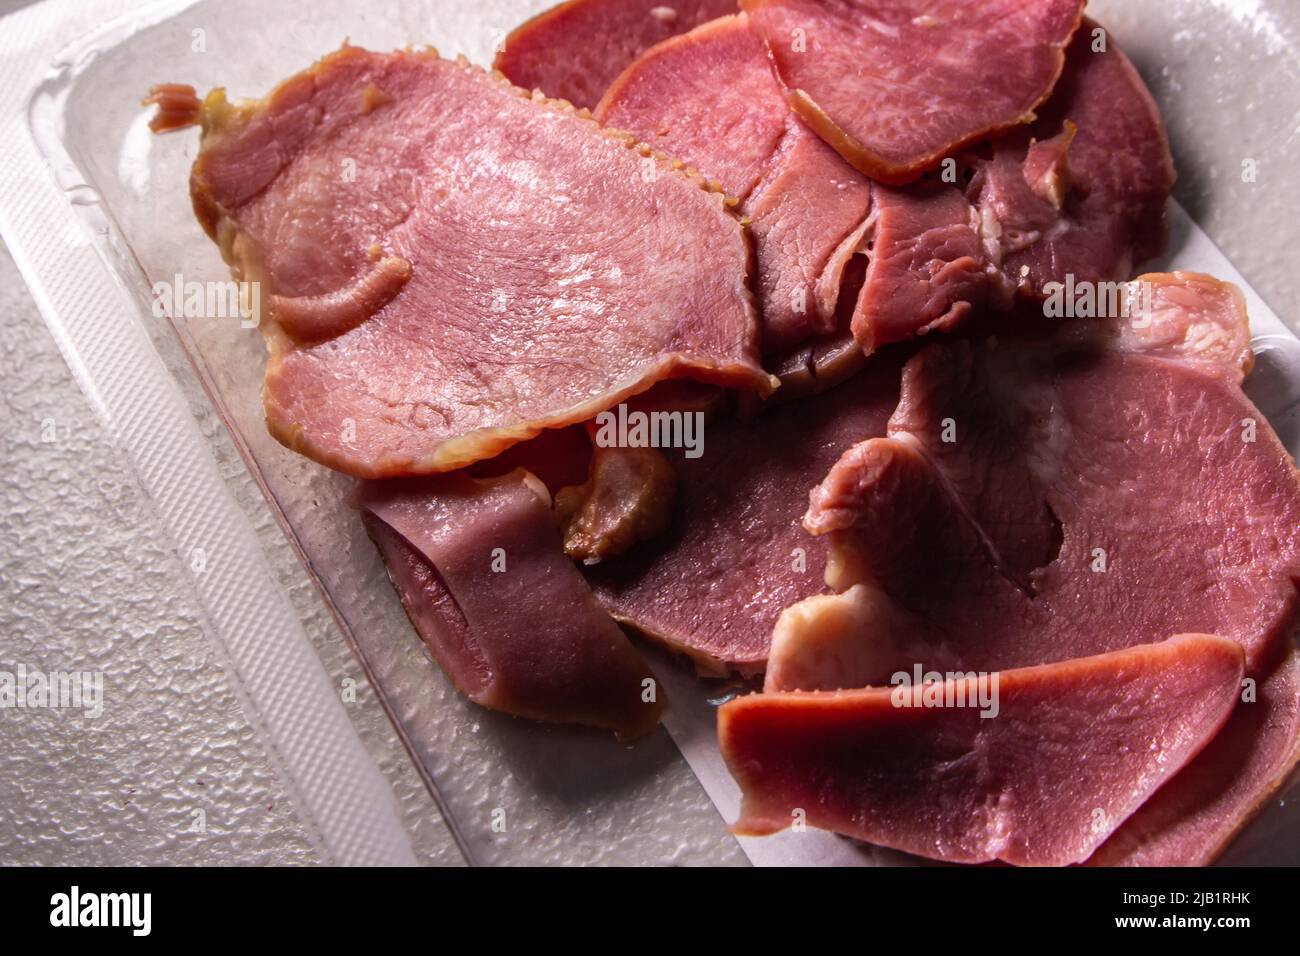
[1,0,1297,865]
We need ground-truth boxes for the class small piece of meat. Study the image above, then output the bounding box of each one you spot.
[586,352,905,675]
[494,0,739,110]
[967,21,1176,296]
[1091,649,1300,867]
[722,634,1245,866]
[556,445,678,564]
[770,273,1300,695]
[742,0,1086,184]
[142,83,202,132]
[596,14,874,356]
[852,182,988,353]
[167,45,772,479]
[361,470,664,739]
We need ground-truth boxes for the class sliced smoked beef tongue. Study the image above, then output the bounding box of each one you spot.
[171,45,772,480]
[1091,649,1300,867]
[747,273,1300,865]
[851,19,1175,351]
[596,14,874,357]
[720,634,1246,866]
[360,470,664,739]
[769,273,1300,693]
[585,350,906,676]
[594,11,1173,370]
[965,20,1177,300]
[741,0,1086,185]
[494,0,739,111]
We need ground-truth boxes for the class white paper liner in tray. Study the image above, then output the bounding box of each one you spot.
[2,0,1297,866]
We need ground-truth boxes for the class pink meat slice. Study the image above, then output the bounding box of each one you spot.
[742,0,1086,184]
[851,182,988,354]
[361,470,664,739]
[769,273,1300,693]
[586,352,905,675]
[851,23,1174,354]
[1091,649,1300,867]
[966,21,1176,297]
[721,634,1245,866]
[183,46,771,478]
[596,14,873,356]
[494,0,738,110]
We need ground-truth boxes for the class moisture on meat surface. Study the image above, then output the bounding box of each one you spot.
[741,0,1086,184]
[169,45,772,478]
[495,0,738,110]
[721,634,1245,866]
[361,470,664,739]
[768,273,1300,693]
[1091,650,1300,867]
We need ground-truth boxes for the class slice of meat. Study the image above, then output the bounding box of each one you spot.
[587,352,905,675]
[851,21,1174,353]
[168,46,772,479]
[142,83,202,132]
[722,634,1245,866]
[494,0,738,110]
[967,21,1176,297]
[361,470,664,739]
[596,14,874,355]
[852,182,988,353]
[742,0,1086,184]
[1091,649,1300,867]
[769,273,1300,694]
[596,15,789,202]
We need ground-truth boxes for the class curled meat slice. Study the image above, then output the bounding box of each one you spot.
[362,470,664,739]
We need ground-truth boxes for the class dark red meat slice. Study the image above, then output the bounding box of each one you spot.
[361,471,664,739]
[586,352,905,675]
[180,46,770,478]
[722,634,1245,865]
[495,0,738,110]
[742,0,1086,184]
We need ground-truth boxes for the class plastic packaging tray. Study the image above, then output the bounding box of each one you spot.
[3,0,1298,865]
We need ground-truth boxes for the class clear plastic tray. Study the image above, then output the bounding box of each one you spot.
[26,0,746,867]
[15,0,1300,865]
